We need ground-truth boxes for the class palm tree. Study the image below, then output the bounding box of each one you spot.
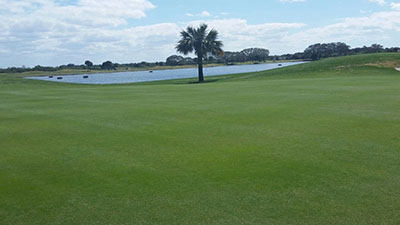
[176,24,223,82]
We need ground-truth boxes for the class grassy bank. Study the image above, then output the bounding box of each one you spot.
[1,53,400,224]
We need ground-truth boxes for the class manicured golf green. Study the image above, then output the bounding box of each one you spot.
[1,53,400,224]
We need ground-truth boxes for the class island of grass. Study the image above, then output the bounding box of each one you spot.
[1,53,400,225]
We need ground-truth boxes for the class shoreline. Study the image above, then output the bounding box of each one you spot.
[25,61,306,85]
[4,60,304,78]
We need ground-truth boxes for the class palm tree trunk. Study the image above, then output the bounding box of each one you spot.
[198,57,204,82]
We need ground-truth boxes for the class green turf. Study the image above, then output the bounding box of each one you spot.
[1,53,400,224]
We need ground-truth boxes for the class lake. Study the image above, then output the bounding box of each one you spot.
[27,62,305,84]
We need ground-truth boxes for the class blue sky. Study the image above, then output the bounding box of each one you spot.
[145,0,388,26]
[0,0,399,67]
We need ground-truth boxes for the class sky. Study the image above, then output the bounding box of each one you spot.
[0,0,400,67]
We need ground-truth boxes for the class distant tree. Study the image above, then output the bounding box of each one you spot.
[223,51,246,63]
[277,52,304,60]
[292,52,305,60]
[304,42,350,60]
[221,48,269,63]
[241,48,270,61]
[32,65,57,72]
[183,57,196,65]
[166,55,185,66]
[385,47,400,52]
[352,44,386,55]
[85,60,93,70]
[176,24,224,82]
[165,55,196,66]
[101,61,115,70]
[370,44,384,53]
[155,61,166,66]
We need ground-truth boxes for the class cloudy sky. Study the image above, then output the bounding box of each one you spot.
[0,0,400,67]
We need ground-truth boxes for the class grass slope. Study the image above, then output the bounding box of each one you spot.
[1,53,400,224]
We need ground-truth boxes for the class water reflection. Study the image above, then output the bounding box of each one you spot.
[27,62,305,84]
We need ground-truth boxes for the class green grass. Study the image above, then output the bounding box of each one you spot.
[1,53,400,224]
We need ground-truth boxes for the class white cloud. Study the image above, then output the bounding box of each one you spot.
[185,19,305,53]
[0,13,304,67]
[0,0,157,66]
[186,11,212,17]
[281,9,400,52]
[391,2,400,10]
[201,11,212,17]
[0,0,156,27]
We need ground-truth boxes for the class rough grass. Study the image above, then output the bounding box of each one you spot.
[1,53,400,225]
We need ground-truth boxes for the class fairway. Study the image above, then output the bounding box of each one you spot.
[1,54,400,224]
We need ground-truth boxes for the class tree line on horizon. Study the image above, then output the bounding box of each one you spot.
[166,47,270,66]
[1,42,399,73]
[167,43,400,66]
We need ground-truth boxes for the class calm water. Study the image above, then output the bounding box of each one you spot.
[27,62,305,84]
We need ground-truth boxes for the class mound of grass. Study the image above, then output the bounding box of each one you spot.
[231,53,400,80]
[1,53,400,224]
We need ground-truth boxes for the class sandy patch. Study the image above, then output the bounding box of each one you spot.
[365,61,399,68]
